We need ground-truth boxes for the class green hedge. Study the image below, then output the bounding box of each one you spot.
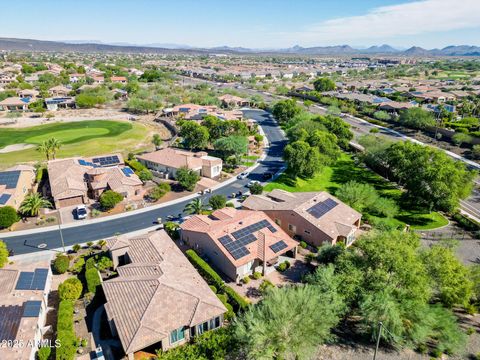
[56,300,77,360]
[186,249,224,290]
[185,249,249,312]
[85,268,101,293]
[125,159,147,172]
[452,212,480,235]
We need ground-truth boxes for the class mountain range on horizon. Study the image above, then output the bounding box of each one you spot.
[1,37,480,56]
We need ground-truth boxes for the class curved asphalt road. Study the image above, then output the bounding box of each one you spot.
[3,110,287,255]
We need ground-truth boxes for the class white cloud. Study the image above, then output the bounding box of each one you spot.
[284,0,480,45]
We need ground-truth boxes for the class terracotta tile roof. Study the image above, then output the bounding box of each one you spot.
[138,148,221,171]
[48,154,141,203]
[103,231,226,355]
[243,190,361,242]
[180,209,297,267]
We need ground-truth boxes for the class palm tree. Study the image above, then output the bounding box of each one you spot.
[19,193,52,217]
[47,137,62,160]
[37,140,51,161]
[183,198,205,215]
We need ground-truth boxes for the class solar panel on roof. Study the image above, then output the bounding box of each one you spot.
[0,193,11,205]
[0,170,21,189]
[92,156,120,167]
[270,240,288,253]
[15,272,34,290]
[31,269,48,290]
[306,198,338,219]
[23,300,42,318]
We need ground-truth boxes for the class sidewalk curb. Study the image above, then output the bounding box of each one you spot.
[0,121,268,238]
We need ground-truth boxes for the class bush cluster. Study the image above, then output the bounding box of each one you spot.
[56,300,77,360]
[54,255,70,274]
[186,249,249,313]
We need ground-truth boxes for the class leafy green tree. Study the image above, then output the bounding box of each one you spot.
[213,136,248,164]
[422,244,474,307]
[327,105,341,116]
[96,256,113,272]
[284,141,322,179]
[250,182,263,195]
[184,198,205,215]
[234,280,344,359]
[99,190,123,210]
[313,77,336,92]
[384,141,474,211]
[307,130,341,165]
[373,110,391,121]
[179,121,209,150]
[19,193,52,217]
[58,277,83,301]
[176,167,200,191]
[152,134,163,149]
[335,181,378,212]
[314,115,353,148]
[138,169,153,182]
[399,107,435,130]
[272,99,302,124]
[0,240,9,268]
[208,195,227,210]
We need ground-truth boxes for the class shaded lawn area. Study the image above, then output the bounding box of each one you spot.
[0,120,152,169]
[264,153,448,230]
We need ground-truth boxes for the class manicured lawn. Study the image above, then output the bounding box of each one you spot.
[264,153,448,230]
[0,120,152,169]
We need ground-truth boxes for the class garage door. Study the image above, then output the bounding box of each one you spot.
[58,196,83,207]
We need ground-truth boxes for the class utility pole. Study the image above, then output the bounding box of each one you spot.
[373,322,383,360]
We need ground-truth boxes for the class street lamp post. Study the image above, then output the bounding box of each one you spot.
[57,209,66,253]
[373,322,383,360]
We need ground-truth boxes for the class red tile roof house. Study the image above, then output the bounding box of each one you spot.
[47,153,143,208]
[0,258,52,360]
[217,94,250,108]
[180,208,298,282]
[137,148,222,180]
[103,230,226,360]
[110,76,128,84]
[242,190,362,247]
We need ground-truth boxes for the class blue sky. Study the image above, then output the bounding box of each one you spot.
[2,0,479,48]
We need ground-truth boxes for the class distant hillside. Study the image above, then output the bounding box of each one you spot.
[0,37,479,56]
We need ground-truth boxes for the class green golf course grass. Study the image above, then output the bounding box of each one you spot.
[265,153,449,230]
[0,120,152,169]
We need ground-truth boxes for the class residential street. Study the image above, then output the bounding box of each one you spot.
[1,109,287,255]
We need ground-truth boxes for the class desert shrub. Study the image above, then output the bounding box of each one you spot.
[58,277,83,301]
[0,206,19,228]
[85,268,100,293]
[54,255,69,274]
[99,190,123,210]
[252,271,262,280]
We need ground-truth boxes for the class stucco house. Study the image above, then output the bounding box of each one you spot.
[243,189,362,247]
[0,165,35,210]
[48,154,142,208]
[103,230,226,359]
[137,148,222,180]
[180,207,298,282]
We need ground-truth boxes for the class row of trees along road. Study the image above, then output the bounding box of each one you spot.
[358,134,475,212]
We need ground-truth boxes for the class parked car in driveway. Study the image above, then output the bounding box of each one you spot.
[246,180,261,188]
[75,205,87,220]
[237,172,249,180]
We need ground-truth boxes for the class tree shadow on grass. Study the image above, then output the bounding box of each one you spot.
[330,159,395,193]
